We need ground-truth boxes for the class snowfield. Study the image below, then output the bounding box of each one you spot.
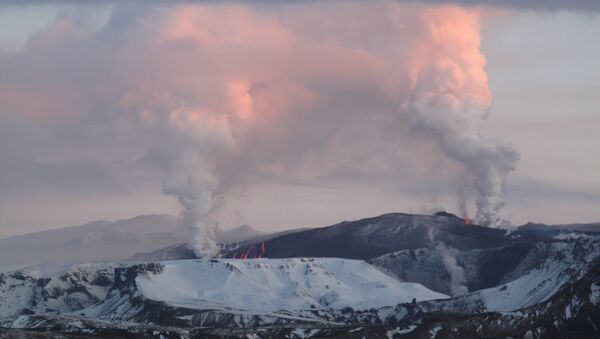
[0,258,447,323]
[0,262,121,319]
[136,258,448,312]
[470,238,600,312]
[478,261,573,312]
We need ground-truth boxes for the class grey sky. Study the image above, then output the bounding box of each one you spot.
[400,0,600,11]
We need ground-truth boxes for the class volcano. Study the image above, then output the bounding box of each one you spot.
[1,211,599,338]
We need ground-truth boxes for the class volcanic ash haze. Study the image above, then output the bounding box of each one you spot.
[0,2,519,256]
[158,3,519,256]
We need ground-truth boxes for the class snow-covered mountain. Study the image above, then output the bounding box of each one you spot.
[1,211,599,338]
[520,221,600,233]
[368,242,542,296]
[0,215,265,269]
[128,227,308,262]
[0,259,446,330]
[226,212,511,260]
[132,259,446,312]
[368,226,600,297]
[0,262,120,319]
[2,239,599,338]
[224,211,574,261]
[382,255,600,338]
[378,236,600,313]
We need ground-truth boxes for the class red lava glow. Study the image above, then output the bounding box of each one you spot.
[233,242,266,259]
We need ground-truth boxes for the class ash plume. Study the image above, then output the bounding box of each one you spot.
[403,7,520,227]
[163,151,221,258]
[161,107,239,257]
[436,243,468,295]
[132,2,518,252]
[0,1,522,256]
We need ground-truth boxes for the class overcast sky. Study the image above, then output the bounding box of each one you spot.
[0,1,599,238]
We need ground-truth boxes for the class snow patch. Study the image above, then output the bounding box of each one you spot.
[590,283,600,305]
[387,325,417,337]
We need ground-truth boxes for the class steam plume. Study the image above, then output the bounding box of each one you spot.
[163,151,221,257]
[436,243,468,295]
[162,107,238,257]
[157,3,519,254]
[404,7,520,226]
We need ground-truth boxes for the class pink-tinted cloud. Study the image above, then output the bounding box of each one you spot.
[0,1,518,253]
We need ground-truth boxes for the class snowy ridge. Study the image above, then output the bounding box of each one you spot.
[6,258,600,338]
[475,237,600,311]
[0,262,124,319]
[381,236,600,321]
[134,258,447,312]
[0,258,446,326]
[1,213,599,338]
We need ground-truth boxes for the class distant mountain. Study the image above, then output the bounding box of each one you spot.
[519,221,600,233]
[228,212,512,260]
[227,212,600,298]
[0,214,184,269]
[217,224,267,244]
[128,243,197,262]
[137,211,594,263]
[0,215,264,269]
[129,227,309,262]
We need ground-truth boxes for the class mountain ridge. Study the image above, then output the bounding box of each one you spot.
[0,214,264,269]
[1,211,599,337]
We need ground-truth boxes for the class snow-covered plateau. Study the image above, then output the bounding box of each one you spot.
[0,258,445,325]
[133,258,448,312]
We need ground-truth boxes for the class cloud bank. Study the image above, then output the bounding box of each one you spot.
[0,1,519,255]
[400,0,600,12]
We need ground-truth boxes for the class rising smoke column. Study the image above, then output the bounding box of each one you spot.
[162,108,239,257]
[157,4,519,257]
[404,7,520,227]
[163,151,221,257]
